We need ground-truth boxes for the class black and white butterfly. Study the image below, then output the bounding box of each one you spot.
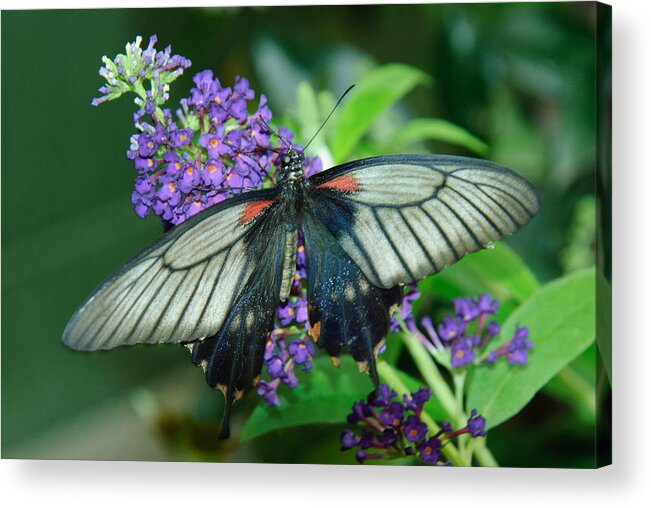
[62,149,541,437]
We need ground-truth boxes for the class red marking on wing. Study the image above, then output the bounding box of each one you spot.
[318,174,361,192]
[240,199,274,224]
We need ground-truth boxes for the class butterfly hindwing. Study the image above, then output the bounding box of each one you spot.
[62,188,282,352]
[302,210,402,387]
[188,210,296,438]
[307,154,542,289]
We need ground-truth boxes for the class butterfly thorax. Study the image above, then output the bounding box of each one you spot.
[276,150,308,213]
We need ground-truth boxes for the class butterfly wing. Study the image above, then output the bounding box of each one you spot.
[301,209,402,389]
[306,154,541,288]
[62,188,283,352]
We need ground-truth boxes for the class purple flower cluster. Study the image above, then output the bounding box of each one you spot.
[126,70,278,225]
[407,294,533,369]
[485,326,534,365]
[257,331,315,406]
[341,385,486,465]
[93,35,321,226]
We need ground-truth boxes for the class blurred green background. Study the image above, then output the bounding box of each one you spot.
[2,3,600,465]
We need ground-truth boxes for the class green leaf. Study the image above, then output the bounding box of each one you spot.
[466,268,596,429]
[295,82,321,145]
[387,118,489,156]
[596,271,612,383]
[379,331,404,366]
[330,64,430,162]
[488,87,548,183]
[416,242,539,317]
[240,355,374,442]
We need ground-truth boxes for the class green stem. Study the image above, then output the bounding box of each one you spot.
[377,361,465,466]
[452,370,470,462]
[452,370,467,425]
[396,321,457,419]
[472,438,499,467]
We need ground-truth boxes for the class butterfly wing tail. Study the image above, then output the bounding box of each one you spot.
[189,274,277,439]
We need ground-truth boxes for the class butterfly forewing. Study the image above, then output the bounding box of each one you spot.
[307,154,541,289]
[62,189,280,351]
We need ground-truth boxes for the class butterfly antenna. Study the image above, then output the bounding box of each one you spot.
[259,118,293,152]
[302,84,355,153]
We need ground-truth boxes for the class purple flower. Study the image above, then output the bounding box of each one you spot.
[417,436,442,464]
[372,384,397,407]
[288,339,314,366]
[170,128,192,148]
[450,339,475,368]
[358,430,376,450]
[294,298,309,324]
[389,283,420,332]
[403,415,428,443]
[153,124,169,145]
[266,356,285,379]
[477,294,499,314]
[256,380,281,407]
[402,387,431,413]
[134,174,154,196]
[223,168,245,190]
[348,400,373,424]
[276,298,309,328]
[202,159,225,186]
[157,178,181,205]
[439,421,453,432]
[230,76,254,120]
[177,163,200,192]
[437,315,464,342]
[486,320,501,337]
[276,300,298,326]
[454,297,480,322]
[199,130,230,158]
[506,327,534,365]
[467,409,486,437]
[296,242,307,268]
[340,429,359,450]
[379,402,404,428]
[379,428,399,448]
[188,69,220,108]
[485,325,533,366]
[133,157,155,171]
[137,134,157,157]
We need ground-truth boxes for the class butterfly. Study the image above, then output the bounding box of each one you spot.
[62,149,541,437]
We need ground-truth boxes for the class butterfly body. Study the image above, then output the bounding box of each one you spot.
[63,150,541,438]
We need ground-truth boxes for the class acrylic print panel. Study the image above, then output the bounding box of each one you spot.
[1,2,611,467]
